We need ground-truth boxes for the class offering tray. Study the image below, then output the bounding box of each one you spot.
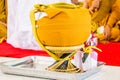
[0,56,104,80]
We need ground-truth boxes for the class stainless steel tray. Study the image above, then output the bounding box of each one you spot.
[0,56,104,80]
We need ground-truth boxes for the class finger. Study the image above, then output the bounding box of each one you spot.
[83,3,89,8]
[104,33,109,40]
[104,31,110,40]
[94,8,98,12]
[89,7,98,12]
[71,0,79,4]
[89,10,94,15]
[105,33,108,39]
[89,7,94,11]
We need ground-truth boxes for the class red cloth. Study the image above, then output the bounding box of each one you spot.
[0,42,48,58]
[0,42,120,66]
[97,42,120,66]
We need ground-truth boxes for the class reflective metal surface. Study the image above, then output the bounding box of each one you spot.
[0,56,104,80]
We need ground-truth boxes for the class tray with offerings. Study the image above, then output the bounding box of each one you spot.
[0,56,105,80]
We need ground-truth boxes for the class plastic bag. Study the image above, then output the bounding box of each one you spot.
[74,33,100,71]
[74,50,98,71]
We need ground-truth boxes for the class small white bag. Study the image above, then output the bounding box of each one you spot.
[74,33,100,71]
[74,50,98,71]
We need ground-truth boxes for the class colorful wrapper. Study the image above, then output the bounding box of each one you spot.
[74,50,98,71]
[74,33,98,71]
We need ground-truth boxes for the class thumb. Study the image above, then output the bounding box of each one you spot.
[89,6,94,11]
[89,6,98,12]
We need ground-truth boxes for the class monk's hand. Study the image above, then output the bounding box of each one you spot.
[83,0,101,12]
[104,25,111,40]
[71,0,79,4]
[89,0,101,12]
[83,0,89,8]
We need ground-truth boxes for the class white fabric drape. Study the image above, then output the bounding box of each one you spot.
[7,0,71,50]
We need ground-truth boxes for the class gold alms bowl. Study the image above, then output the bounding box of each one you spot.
[30,2,91,72]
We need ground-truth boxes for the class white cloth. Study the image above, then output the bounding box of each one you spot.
[7,0,71,50]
